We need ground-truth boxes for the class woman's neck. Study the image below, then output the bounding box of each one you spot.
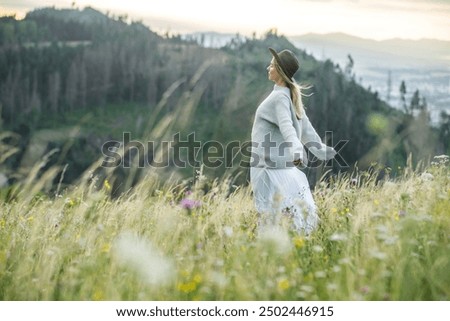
[274,79,287,87]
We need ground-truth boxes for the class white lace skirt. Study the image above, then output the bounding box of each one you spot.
[250,167,319,235]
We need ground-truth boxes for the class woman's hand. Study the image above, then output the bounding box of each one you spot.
[293,159,303,167]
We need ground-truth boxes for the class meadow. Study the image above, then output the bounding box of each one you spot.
[0,153,448,301]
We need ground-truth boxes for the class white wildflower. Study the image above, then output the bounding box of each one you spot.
[223,226,233,238]
[0,173,8,188]
[433,155,449,165]
[327,283,338,291]
[338,257,352,265]
[312,245,323,253]
[299,285,315,293]
[332,265,341,273]
[369,249,387,260]
[329,232,348,242]
[383,181,396,188]
[113,232,175,286]
[209,272,227,288]
[258,226,292,255]
[314,271,327,278]
[420,172,434,181]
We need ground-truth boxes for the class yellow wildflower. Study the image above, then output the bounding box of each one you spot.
[293,236,305,249]
[193,274,202,284]
[103,179,111,191]
[65,198,75,207]
[101,243,111,253]
[177,281,197,293]
[277,278,290,291]
[92,289,104,301]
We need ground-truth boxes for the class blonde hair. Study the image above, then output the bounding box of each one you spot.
[274,61,309,119]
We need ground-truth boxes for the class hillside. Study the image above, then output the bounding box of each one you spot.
[0,7,444,191]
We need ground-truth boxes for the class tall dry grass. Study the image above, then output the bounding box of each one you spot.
[0,154,448,300]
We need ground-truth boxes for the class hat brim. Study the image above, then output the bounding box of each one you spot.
[268,47,282,68]
[268,47,292,79]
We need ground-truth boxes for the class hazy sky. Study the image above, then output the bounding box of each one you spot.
[1,0,450,41]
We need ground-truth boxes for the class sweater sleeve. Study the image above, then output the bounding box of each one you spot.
[301,114,336,161]
[274,94,306,164]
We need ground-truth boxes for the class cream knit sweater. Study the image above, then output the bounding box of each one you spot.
[250,85,336,168]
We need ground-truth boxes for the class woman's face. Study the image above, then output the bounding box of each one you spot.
[267,58,282,84]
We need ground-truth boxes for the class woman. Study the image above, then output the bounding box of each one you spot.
[250,47,336,235]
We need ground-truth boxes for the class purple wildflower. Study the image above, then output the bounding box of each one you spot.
[180,198,201,210]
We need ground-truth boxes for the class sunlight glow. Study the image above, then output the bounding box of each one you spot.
[1,0,449,40]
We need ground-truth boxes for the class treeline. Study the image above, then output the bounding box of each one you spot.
[0,7,447,189]
[0,7,232,130]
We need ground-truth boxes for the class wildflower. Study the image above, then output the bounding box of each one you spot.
[327,283,338,291]
[210,272,227,288]
[299,284,314,293]
[92,289,104,301]
[65,197,75,207]
[223,226,233,238]
[314,271,327,278]
[373,199,380,206]
[258,226,292,255]
[277,278,290,291]
[179,198,202,210]
[384,181,396,188]
[420,172,434,181]
[329,232,347,242]
[432,155,449,165]
[196,242,203,250]
[369,249,387,260]
[101,243,111,253]
[293,235,305,249]
[332,265,341,273]
[358,269,366,276]
[360,286,370,294]
[434,154,449,160]
[103,179,111,191]
[312,245,323,253]
[177,281,197,293]
[338,257,351,265]
[112,232,175,286]
[193,274,202,284]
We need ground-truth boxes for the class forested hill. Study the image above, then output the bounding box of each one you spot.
[0,7,442,188]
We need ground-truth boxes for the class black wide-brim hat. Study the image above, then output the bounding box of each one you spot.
[269,47,299,79]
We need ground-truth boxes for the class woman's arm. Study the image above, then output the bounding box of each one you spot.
[301,114,336,161]
[275,95,307,165]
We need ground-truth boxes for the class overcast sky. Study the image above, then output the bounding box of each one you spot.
[1,0,450,41]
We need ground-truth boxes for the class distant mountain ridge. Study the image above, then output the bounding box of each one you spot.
[184,31,450,67]
[289,32,450,67]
